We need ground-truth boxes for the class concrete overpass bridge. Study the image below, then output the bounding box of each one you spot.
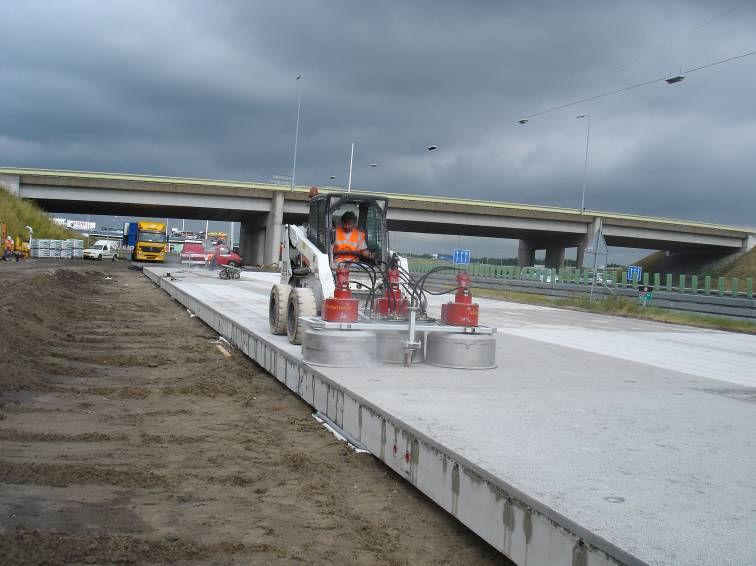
[2,167,754,266]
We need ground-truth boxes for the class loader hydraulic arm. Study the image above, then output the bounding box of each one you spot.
[281,224,336,301]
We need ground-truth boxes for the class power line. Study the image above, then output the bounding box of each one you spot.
[320,1,752,182]
[523,48,756,120]
[684,48,756,73]
[515,0,752,118]
[327,47,756,181]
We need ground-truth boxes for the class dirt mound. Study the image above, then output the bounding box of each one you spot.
[0,527,271,565]
[0,268,107,391]
[0,430,124,442]
[0,461,169,489]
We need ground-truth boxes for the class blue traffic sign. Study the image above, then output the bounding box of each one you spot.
[453,249,471,265]
[627,265,643,282]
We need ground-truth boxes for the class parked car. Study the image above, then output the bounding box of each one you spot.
[83,240,120,260]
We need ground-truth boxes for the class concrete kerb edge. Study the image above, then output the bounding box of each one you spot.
[142,267,642,566]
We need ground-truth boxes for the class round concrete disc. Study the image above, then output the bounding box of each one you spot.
[375,331,424,364]
[425,333,497,370]
[302,329,377,368]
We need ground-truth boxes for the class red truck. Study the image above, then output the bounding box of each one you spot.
[180,241,242,267]
[212,244,242,267]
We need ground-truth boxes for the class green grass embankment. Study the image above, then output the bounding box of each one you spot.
[712,247,756,280]
[637,247,756,281]
[473,287,756,334]
[0,185,80,240]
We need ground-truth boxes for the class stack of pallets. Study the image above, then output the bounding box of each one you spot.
[29,239,84,259]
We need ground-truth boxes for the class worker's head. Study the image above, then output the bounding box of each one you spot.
[340,211,357,232]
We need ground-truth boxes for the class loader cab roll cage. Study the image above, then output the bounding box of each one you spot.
[306,194,389,267]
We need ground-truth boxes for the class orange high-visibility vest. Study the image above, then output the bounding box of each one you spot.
[333,227,366,262]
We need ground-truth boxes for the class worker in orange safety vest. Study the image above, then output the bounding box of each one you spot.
[333,211,373,263]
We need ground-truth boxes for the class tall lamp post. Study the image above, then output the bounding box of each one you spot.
[347,142,355,193]
[291,74,303,192]
[577,114,591,213]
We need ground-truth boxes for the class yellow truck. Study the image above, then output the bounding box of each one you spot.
[130,221,167,262]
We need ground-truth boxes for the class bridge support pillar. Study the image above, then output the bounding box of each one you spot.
[239,220,266,266]
[517,240,535,267]
[519,239,567,268]
[240,192,284,266]
[744,234,755,252]
[544,246,565,269]
[264,192,284,265]
[0,174,20,195]
[577,217,603,269]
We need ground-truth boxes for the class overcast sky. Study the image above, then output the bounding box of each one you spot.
[1,1,755,259]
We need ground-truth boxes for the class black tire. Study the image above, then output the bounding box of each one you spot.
[112,254,118,261]
[227,261,239,268]
[269,284,292,335]
[98,254,102,260]
[286,287,316,345]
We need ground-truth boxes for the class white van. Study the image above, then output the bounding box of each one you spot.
[83,240,120,261]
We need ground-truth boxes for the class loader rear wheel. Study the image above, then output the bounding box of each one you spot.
[287,287,316,345]
[269,284,292,335]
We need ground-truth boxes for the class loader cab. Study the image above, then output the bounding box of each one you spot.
[306,193,389,267]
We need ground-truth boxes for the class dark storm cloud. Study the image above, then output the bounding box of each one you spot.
[1,0,755,230]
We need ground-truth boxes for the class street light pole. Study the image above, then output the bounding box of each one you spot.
[577,114,591,213]
[291,74,303,192]
[347,142,355,193]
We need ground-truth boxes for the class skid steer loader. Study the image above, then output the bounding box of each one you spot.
[268,190,496,368]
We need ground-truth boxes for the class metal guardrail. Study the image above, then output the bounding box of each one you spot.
[414,271,756,320]
[409,259,754,299]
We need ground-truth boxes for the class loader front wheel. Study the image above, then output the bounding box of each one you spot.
[269,284,292,335]
[286,287,316,345]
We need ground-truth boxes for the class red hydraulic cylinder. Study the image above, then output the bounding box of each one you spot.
[323,266,359,322]
[441,271,479,326]
[375,267,409,317]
